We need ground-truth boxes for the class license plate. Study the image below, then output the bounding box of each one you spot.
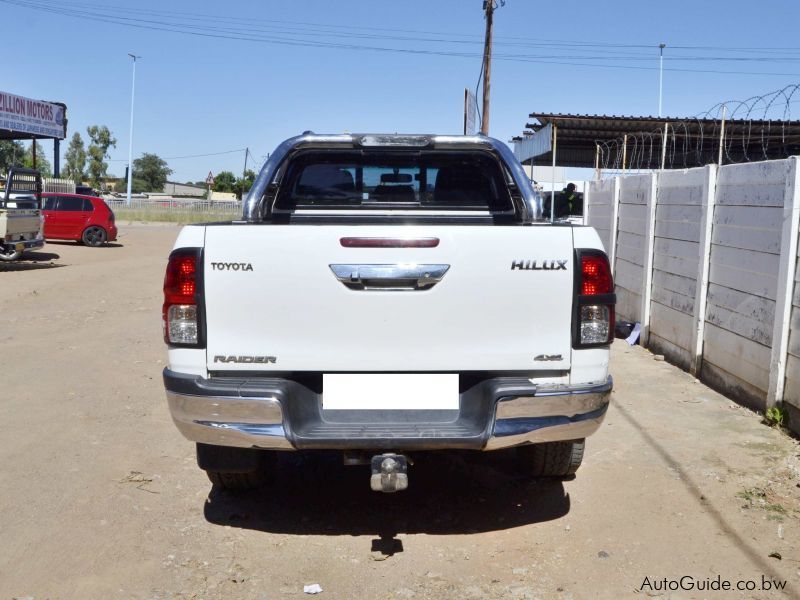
[322,374,459,410]
[14,242,24,252]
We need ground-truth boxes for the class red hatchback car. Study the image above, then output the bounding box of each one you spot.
[42,193,118,246]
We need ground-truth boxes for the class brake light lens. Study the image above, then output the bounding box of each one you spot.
[163,250,200,345]
[576,251,615,346]
[581,255,613,295]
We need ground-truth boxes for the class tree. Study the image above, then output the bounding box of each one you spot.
[235,169,257,200]
[133,152,173,192]
[86,125,116,186]
[63,133,87,183]
[23,141,52,177]
[213,171,237,193]
[0,140,25,176]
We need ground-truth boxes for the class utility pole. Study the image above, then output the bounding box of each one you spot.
[126,53,141,206]
[658,43,666,117]
[480,1,495,135]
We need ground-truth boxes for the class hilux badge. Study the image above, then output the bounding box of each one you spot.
[511,260,567,271]
[534,354,563,361]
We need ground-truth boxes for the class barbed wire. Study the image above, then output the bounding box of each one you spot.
[597,83,800,171]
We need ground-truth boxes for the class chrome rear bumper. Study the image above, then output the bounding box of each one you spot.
[164,369,611,451]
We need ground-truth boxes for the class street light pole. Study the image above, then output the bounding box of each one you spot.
[126,53,141,206]
[658,43,666,117]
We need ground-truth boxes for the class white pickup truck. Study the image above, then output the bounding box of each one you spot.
[162,134,615,492]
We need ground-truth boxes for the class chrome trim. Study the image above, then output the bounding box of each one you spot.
[165,375,611,451]
[166,390,293,450]
[242,133,542,223]
[484,377,612,450]
[329,263,450,291]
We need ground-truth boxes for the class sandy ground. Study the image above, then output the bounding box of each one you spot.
[1,223,799,600]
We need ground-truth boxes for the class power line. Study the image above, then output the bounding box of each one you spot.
[7,0,800,77]
[109,148,246,161]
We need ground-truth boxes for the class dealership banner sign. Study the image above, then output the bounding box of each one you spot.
[0,91,66,139]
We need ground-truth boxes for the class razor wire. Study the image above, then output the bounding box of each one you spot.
[596,83,800,171]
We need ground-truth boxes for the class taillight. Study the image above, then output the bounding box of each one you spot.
[163,248,203,346]
[574,250,615,347]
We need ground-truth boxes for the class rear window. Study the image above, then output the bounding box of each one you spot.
[275,151,513,213]
[58,197,88,211]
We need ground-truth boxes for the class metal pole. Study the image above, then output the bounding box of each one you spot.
[126,54,140,206]
[53,138,60,178]
[594,143,600,180]
[480,0,494,135]
[241,147,248,201]
[551,123,557,223]
[718,104,727,166]
[661,122,668,170]
[32,135,37,170]
[622,134,628,174]
[658,43,666,118]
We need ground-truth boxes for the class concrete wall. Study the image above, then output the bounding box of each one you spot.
[614,174,655,324]
[586,157,800,432]
[647,167,711,370]
[584,176,617,259]
[701,161,793,408]
[783,243,800,423]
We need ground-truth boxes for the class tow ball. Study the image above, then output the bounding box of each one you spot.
[370,453,409,493]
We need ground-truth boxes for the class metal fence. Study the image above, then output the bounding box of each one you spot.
[43,178,76,194]
[106,198,243,222]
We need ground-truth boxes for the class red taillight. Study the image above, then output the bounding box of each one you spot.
[164,254,197,304]
[163,250,200,345]
[576,250,615,347]
[581,255,613,296]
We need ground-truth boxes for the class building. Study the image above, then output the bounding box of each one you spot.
[163,181,207,197]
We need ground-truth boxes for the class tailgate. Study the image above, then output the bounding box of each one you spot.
[203,225,574,372]
[0,210,41,238]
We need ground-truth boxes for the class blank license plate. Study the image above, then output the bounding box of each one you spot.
[322,374,459,410]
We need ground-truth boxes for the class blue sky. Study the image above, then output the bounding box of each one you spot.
[5,0,800,182]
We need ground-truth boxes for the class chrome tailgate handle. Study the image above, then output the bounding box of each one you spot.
[330,264,450,291]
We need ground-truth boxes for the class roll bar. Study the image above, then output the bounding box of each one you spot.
[242,133,542,223]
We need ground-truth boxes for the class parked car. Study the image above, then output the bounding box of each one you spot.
[41,193,117,246]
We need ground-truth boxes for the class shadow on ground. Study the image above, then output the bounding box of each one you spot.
[45,241,124,249]
[0,251,62,271]
[204,450,570,544]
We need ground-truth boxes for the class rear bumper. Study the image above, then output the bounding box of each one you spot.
[164,369,611,451]
[2,238,44,252]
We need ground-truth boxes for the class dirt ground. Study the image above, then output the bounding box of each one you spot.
[1,223,799,600]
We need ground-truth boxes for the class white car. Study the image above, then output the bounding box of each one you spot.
[162,133,615,492]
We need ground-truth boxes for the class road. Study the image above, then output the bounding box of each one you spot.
[1,224,798,599]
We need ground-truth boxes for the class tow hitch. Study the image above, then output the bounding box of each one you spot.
[370,453,409,493]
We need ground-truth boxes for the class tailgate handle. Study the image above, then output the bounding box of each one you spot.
[330,264,450,291]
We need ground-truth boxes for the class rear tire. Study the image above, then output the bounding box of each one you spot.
[197,443,268,491]
[205,470,263,491]
[516,439,585,477]
[81,226,107,247]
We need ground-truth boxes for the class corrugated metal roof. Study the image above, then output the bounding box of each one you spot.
[513,112,800,169]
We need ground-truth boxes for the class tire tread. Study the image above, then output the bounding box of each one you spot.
[519,439,585,477]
